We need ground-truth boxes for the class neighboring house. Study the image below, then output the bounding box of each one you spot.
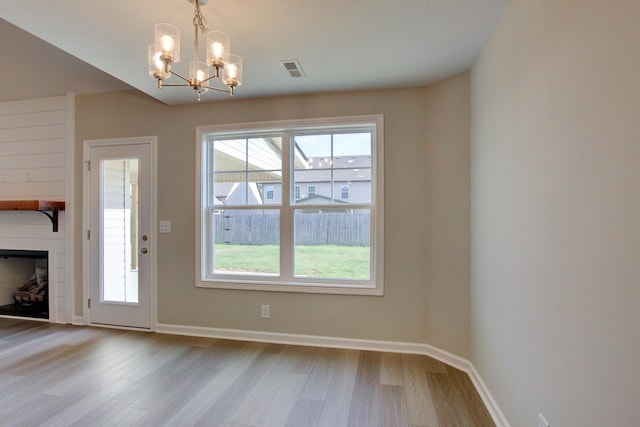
[292,155,372,205]
[215,182,263,206]
[213,155,372,206]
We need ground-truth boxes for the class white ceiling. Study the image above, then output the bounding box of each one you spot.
[0,0,508,105]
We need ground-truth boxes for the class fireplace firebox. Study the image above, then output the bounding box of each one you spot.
[0,249,48,319]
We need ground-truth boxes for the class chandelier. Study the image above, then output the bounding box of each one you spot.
[148,0,242,101]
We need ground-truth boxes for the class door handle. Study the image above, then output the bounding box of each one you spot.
[139,248,148,254]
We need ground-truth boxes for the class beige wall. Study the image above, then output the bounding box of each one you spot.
[471,0,640,425]
[75,73,472,357]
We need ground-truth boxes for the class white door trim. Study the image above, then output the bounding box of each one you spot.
[82,136,157,330]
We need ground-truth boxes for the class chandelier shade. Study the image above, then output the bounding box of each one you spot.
[148,45,169,80]
[206,31,229,71]
[147,0,243,101]
[222,54,243,88]
[190,61,210,87]
[154,23,180,65]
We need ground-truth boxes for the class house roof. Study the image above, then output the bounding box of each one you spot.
[294,194,349,205]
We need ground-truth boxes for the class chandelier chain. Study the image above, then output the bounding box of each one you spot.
[193,1,209,34]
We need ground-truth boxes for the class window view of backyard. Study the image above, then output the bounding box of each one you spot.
[214,244,370,279]
[212,209,371,280]
[201,118,380,289]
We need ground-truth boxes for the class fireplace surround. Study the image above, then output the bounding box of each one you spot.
[0,249,49,319]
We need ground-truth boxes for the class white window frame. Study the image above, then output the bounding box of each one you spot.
[195,115,384,295]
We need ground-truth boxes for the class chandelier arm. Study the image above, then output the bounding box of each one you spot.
[169,70,191,83]
[200,75,218,84]
[160,83,193,87]
[202,85,232,94]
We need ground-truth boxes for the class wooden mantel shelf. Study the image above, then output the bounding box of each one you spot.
[0,200,65,211]
[0,200,65,232]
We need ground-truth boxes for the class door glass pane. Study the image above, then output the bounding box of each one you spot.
[102,158,139,303]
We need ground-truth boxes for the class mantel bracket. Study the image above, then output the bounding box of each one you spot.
[0,200,65,232]
[38,210,60,232]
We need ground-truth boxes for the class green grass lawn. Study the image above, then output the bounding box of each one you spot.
[214,244,370,279]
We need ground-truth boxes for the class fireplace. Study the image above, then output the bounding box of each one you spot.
[0,249,49,319]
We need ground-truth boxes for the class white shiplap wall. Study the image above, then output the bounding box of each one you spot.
[0,95,74,323]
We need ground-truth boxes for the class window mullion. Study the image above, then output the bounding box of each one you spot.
[244,138,249,205]
[330,133,335,203]
[280,131,293,280]
[206,143,216,277]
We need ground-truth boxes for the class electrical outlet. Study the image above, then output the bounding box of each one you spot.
[538,413,550,427]
[261,304,270,319]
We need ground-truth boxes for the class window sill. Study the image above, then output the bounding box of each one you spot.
[196,279,384,296]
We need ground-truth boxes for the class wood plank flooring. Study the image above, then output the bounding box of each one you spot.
[0,318,494,427]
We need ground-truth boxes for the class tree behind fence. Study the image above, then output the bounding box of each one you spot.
[215,212,370,246]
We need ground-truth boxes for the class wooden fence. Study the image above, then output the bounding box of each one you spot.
[214,211,370,246]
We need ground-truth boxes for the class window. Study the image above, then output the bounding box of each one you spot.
[341,185,349,199]
[307,185,316,198]
[197,115,384,295]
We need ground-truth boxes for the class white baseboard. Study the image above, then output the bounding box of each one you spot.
[467,364,511,427]
[156,322,509,426]
[71,315,85,326]
[156,322,467,370]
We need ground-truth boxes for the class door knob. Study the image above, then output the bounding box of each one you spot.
[139,248,148,254]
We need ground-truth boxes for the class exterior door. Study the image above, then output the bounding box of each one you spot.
[85,138,155,329]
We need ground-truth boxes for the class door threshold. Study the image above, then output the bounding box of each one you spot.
[89,322,153,332]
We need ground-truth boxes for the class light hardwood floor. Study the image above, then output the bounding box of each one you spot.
[0,318,494,427]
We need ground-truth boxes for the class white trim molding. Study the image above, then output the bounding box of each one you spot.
[196,115,384,296]
[71,315,85,326]
[467,364,511,427]
[156,322,509,427]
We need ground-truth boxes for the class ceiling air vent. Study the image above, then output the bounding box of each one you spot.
[279,59,306,78]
